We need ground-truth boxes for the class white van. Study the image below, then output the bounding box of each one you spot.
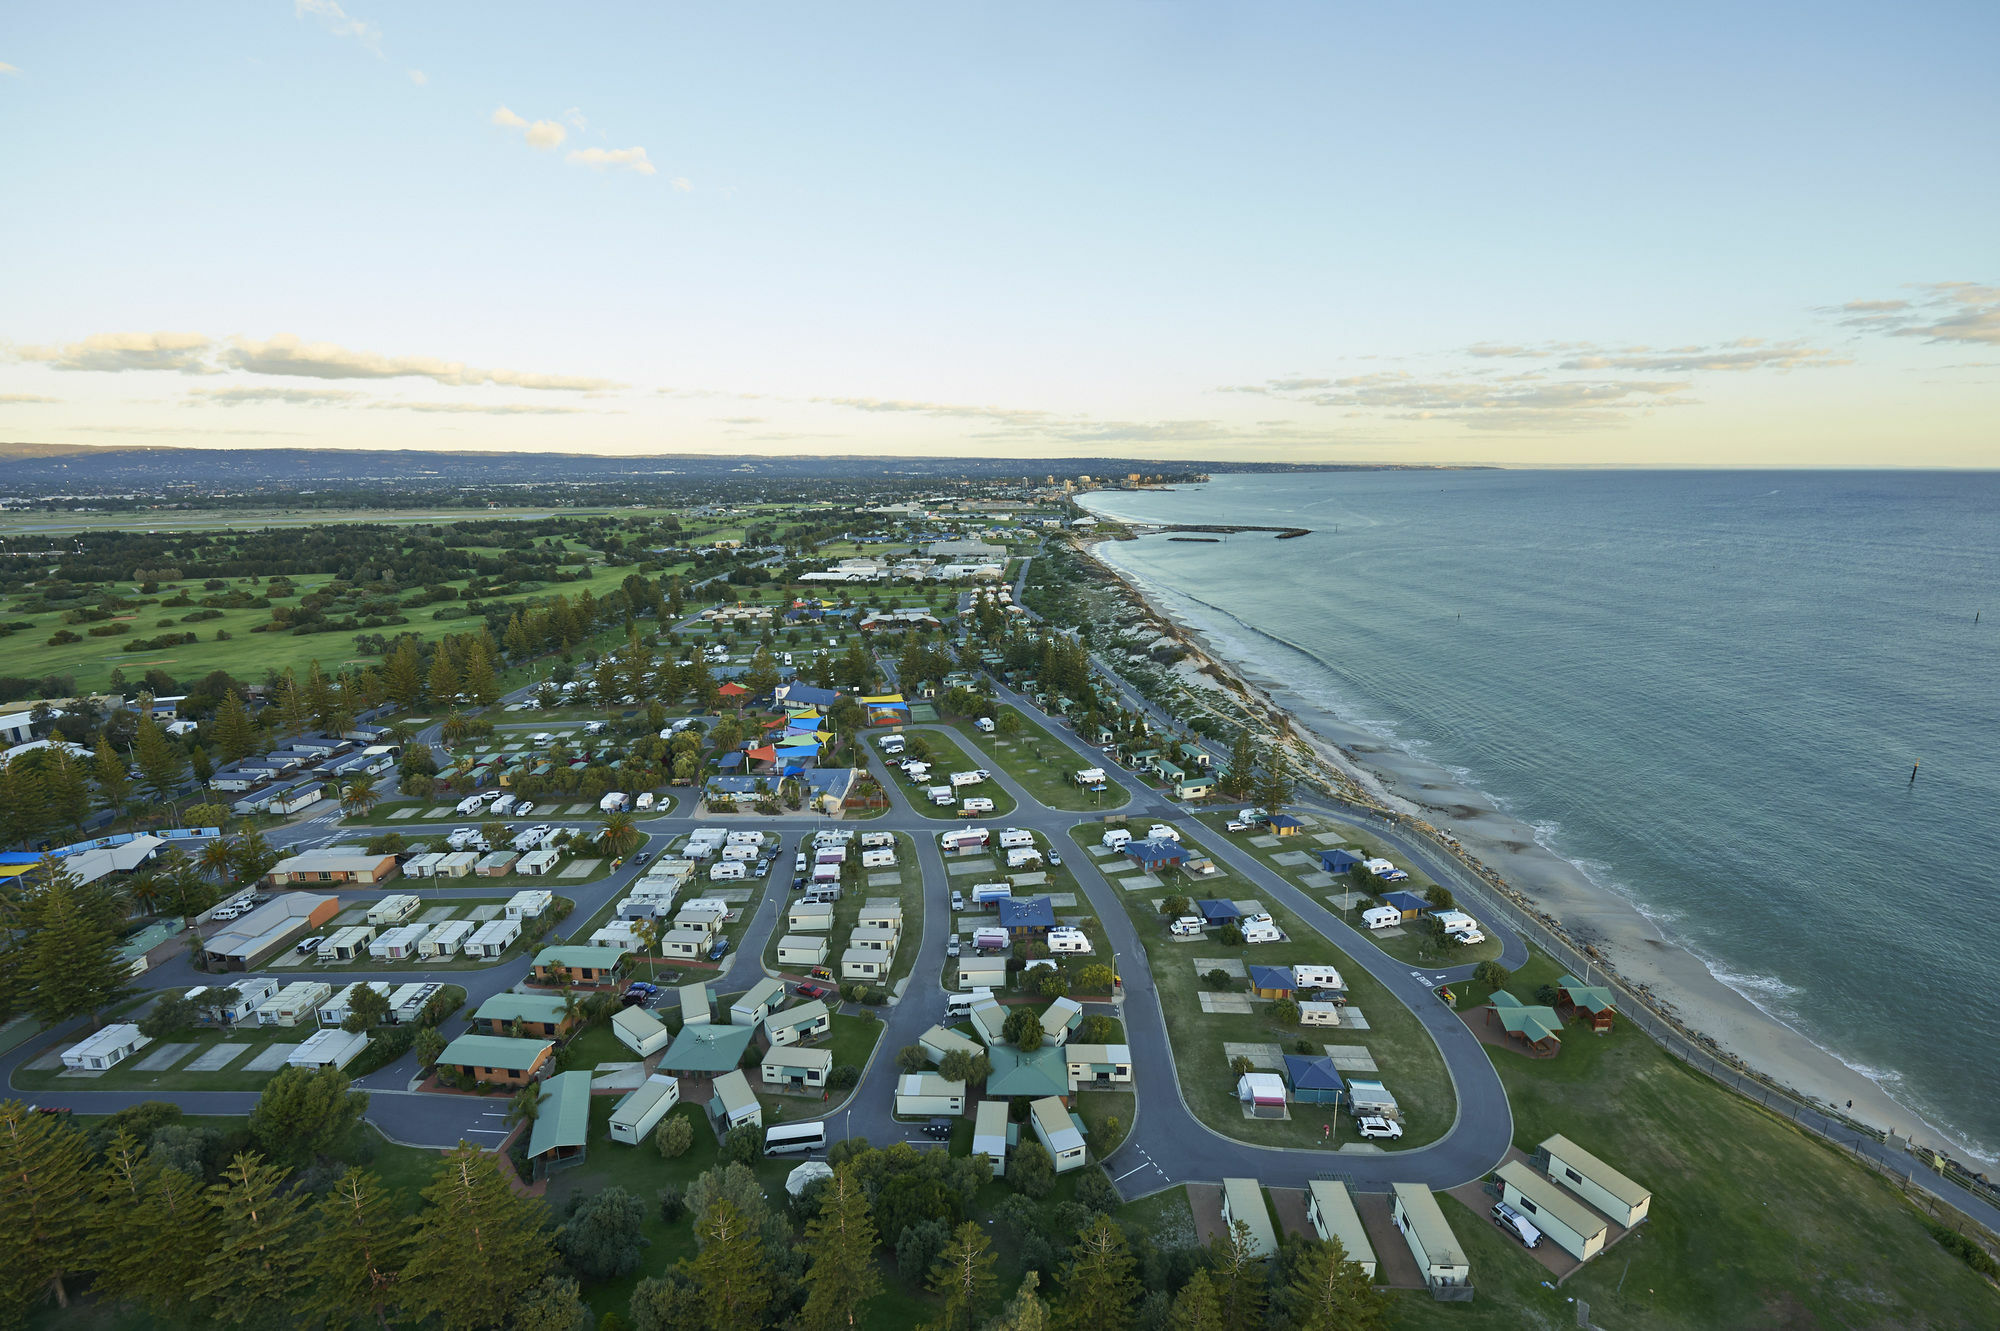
[945,988,994,1019]
[1491,1201,1543,1249]
[1169,916,1205,936]
[1362,905,1402,930]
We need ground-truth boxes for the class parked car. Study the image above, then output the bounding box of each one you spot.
[795,852,807,872]
[295,936,325,954]
[792,875,807,892]
[516,801,536,815]
[1491,1201,1543,1248]
[1355,1116,1403,1141]
[950,890,965,911]
[795,982,833,1001]
[922,1118,954,1140]
[1225,819,1250,833]
[946,938,961,958]
[1046,851,1062,867]
[708,937,732,961]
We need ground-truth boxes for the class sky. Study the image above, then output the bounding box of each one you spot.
[1,2,1996,467]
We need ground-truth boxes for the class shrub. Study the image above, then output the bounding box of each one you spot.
[654,1113,694,1159]
[1216,924,1244,946]
[1204,969,1235,990]
[1928,1223,2000,1280]
[1009,1141,1056,1198]
[828,1064,860,1089]
[1074,1167,1121,1214]
[720,1123,760,1166]
[896,1045,930,1074]
[46,630,82,646]
[1270,998,1300,1026]
[1229,1055,1254,1078]
[1472,961,1511,991]
[87,622,130,637]
[1534,983,1562,1007]
[656,1184,687,1223]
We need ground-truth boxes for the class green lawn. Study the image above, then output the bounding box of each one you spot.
[1192,810,1504,967]
[876,729,1019,821]
[945,705,1130,812]
[1389,962,2000,1330]
[1075,1088,1135,1159]
[1069,819,1457,1151]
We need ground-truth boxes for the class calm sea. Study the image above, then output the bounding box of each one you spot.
[1082,470,2000,1159]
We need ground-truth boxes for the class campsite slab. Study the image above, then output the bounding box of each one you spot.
[245,1044,299,1072]
[419,906,458,923]
[1043,893,1077,908]
[1099,859,1140,874]
[467,904,504,922]
[1249,834,1281,848]
[185,1044,251,1072]
[57,1067,107,1079]
[1371,925,1406,939]
[1087,844,1115,858]
[1327,890,1367,910]
[1122,873,1163,892]
[564,804,592,816]
[135,1042,197,1071]
[709,888,752,904]
[25,1049,65,1071]
[1324,1045,1377,1072]
[1011,871,1049,888]
[1298,871,1335,888]
[946,859,997,877]
[1223,1041,1285,1068]
[1272,850,1312,866]
[560,858,602,878]
[268,950,309,969]
[866,872,902,888]
[1340,1007,1371,1031]
[424,806,453,818]
[388,807,422,821]
[1197,993,1254,1014]
[1233,900,1265,915]
[1194,958,1246,977]
[1313,832,1350,846]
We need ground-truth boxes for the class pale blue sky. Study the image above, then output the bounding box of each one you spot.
[2,2,1995,464]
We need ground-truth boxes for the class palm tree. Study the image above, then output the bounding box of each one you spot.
[504,1082,542,1126]
[558,987,586,1038]
[598,811,641,860]
[340,775,382,819]
[198,837,235,888]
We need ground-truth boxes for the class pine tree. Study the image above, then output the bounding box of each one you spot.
[1280,1238,1389,1331]
[0,1099,96,1314]
[384,638,424,710]
[986,1271,1052,1331]
[301,1167,410,1328]
[1220,729,1257,800]
[85,1129,162,1306]
[132,712,188,803]
[400,1144,556,1331]
[188,1152,313,1323]
[687,1198,773,1331]
[2,759,50,850]
[1205,1219,1268,1325]
[22,859,132,1026]
[1253,751,1292,816]
[45,748,92,831]
[800,1163,882,1331]
[276,670,312,737]
[462,639,500,707]
[304,660,335,731]
[214,690,258,762]
[1165,1269,1222,1331]
[1055,1215,1138,1331]
[927,1221,998,1331]
[426,645,461,708]
[504,612,530,661]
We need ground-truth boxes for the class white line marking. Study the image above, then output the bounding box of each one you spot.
[1111,1163,1155,1182]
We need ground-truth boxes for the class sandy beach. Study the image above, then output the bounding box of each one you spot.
[1079,531,1979,1164]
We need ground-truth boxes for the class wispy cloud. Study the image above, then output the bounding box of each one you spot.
[1834,282,2000,346]
[407,68,426,86]
[819,396,1055,426]
[15,331,218,375]
[569,146,656,175]
[370,400,597,415]
[223,333,621,391]
[491,105,567,150]
[186,385,362,406]
[1555,340,1848,373]
[295,0,382,57]
[1224,371,1691,431]
[0,61,20,77]
[0,392,58,404]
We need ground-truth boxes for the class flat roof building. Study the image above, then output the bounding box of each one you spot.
[1305,1180,1376,1277]
[1220,1178,1279,1260]
[1496,1159,1609,1262]
[1541,1134,1651,1228]
[1391,1184,1470,1296]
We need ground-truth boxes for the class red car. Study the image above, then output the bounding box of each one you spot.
[795,982,833,1001]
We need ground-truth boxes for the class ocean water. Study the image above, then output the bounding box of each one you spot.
[1082,470,2000,1159]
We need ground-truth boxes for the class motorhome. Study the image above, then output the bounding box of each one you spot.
[949,770,985,788]
[1169,916,1204,936]
[1100,828,1131,852]
[974,717,995,733]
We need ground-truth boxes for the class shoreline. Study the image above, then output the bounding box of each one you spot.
[1067,523,1986,1167]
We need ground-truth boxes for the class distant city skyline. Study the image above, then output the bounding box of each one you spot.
[2,2,1995,466]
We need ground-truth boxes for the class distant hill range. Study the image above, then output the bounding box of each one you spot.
[0,442,1469,491]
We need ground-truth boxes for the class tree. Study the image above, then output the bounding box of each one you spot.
[1076,963,1115,994]
[133,711,188,803]
[340,982,391,1033]
[1009,1141,1055,1199]
[598,811,641,860]
[1166,1269,1223,1331]
[1206,1219,1268,1325]
[400,1144,557,1331]
[187,1151,314,1323]
[20,859,132,1026]
[1159,895,1191,921]
[1055,1214,1138,1331]
[1002,1006,1045,1051]
[928,1220,999,1331]
[687,1198,773,1331]
[339,774,382,819]
[1472,961,1511,992]
[995,709,1024,740]
[247,1065,369,1168]
[1278,1238,1390,1331]
[655,1112,694,1159]
[1253,752,1292,817]
[0,1099,95,1314]
[384,639,424,710]
[800,1163,883,1331]
[92,736,130,810]
[938,1048,990,1086]
[426,646,461,707]
[413,1025,447,1069]
[301,1167,409,1330]
[984,1271,1051,1331]
[685,1162,771,1239]
[558,1186,649,1281]
[213,689,259,762]
[1270,997,1300,1026]
[139,992,201,1040]
[515,1275,592,1331]
[462,639,500,708]
[897,1044,932,1074]
[1219,729,1257,800]
[1424,885,1454,910]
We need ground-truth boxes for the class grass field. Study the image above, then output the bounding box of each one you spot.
[874,729,1019,821]
[943,705,1131,812]
[1192,811,1504,967]
[1069,818,1457,1151]
[1387,952,2000,1329]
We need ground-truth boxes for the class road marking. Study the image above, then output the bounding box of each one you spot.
[1111,1162,1153,1182]
[464,1128,508,1135]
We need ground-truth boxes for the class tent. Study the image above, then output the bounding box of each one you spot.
[786,1160,835,1197]
[1236,1072,1288,1117]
